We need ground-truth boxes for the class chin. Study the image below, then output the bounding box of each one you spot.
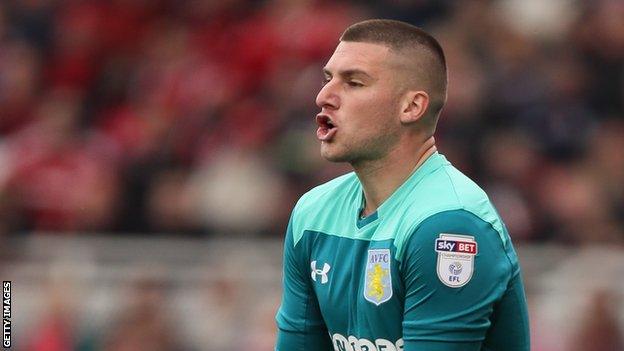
[320,145,350,163]
[322,154,349,163]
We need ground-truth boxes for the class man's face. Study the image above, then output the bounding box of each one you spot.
[315,41,404,164]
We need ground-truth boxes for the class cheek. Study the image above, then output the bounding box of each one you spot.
[351,93,399,128]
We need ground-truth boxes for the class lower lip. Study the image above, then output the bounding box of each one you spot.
[317,127,337,141]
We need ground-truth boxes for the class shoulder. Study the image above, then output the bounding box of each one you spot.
[393,156,509,260]
[415,160,491,214]
[289,172,359,244]
[294,172,358,215]
[399,209,515,291]
[406,209,503,251]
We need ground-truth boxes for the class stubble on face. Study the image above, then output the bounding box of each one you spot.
[318,42,405,166]
[325,105,402,167]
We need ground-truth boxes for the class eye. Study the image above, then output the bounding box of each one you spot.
[321,77,331,86]
[347,81,364,87]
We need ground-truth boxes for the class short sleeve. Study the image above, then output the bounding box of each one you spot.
[399,209,525,350]
[275,215,332,351]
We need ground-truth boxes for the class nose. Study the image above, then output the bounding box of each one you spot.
[315,80,339,110]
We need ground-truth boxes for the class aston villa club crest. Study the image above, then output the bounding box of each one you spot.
[364,249,392,305]
[435,233,477,288]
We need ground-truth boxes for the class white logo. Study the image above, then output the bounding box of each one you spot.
[332,333,404,351]
[311,261,330,284]
[435,233,477,288]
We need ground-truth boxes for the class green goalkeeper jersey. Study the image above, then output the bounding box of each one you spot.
[275,152,530,351]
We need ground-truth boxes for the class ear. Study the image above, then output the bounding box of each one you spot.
[399,90,429,125]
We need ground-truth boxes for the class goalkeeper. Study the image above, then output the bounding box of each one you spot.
[275,19,530,351]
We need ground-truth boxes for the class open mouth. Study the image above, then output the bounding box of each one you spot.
[316,114,337,141]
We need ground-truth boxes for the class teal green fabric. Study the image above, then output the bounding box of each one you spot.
[400,210,528,349]
[291,153,507,250]
[276,217,333,351]
[275,153,530,351]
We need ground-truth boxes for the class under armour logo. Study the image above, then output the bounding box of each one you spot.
[311,260,331,284]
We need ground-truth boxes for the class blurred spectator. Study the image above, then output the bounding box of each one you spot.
[189,145,286,236]
[25,262,81,351]
[175,260,249,351]
[2,88,119,232]
[0,39,40,134]
[571,290,624,351]
[28,307,74,351]
[536,164,623,244]
[575,0,624,116]
[100,277,185,351]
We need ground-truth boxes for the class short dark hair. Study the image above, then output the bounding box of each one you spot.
[340,19,448,128]
[340,19,446,69]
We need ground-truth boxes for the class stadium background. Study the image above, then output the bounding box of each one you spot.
[0,0,623,350]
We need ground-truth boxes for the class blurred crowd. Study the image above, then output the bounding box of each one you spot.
[0,0,622,243]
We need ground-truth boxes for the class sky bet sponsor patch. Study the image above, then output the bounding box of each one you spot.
[435,234,477,288]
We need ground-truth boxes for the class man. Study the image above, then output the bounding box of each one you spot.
[275,19,530,351]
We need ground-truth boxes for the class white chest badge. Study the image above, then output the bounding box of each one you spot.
[364,249,392,305]
[435,234,478,288]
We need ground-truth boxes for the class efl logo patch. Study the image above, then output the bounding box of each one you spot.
[364,249,392,305]
[435,234,477,288]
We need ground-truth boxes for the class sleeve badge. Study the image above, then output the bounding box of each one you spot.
[435,233,477,288]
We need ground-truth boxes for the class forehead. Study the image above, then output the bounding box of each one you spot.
[324,41,393,74]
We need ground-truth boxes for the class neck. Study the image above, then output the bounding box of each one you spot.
[355,136,437,217]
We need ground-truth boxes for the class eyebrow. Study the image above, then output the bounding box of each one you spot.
[323,68,375,81]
